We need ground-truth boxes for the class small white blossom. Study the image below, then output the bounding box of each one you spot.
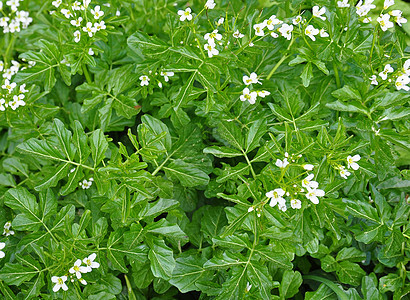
[305,25,319,41]
[395,75,410,91]
[301,174,319,189]
[264,15,282,30]
[319,28,329,37]
[240,88,257,104]
[74,30,81,43]
[305,187,325,204]
[0,242,5,258]
[339,166,351,179]
[204,29,222,43]
[70,17,83,27]
[275,158,289,169]
[52,0,62,8]
[79,178,93,189]
[217,17,224,25]
[51,276,68,292]
[337,0,350,8]
[3,221,14,236]
[83,0,91,8]
[257,90,270,98]
[247,206,254,212]
[390,10,407,27]
[72,1,81,10]
[379,64,393,80]
[2,79,16,93]
[384,0,394,9]
[139,75,149,86]
[233,30,244,38]
[83,253,100,272]
[253,23,265,36]
[205,0,215,9]
[266,188,286,208]
[303,164,314,171]
[204,43,219,58]
[279,24,293,40]
[369,75,378,85]
[83,22,96,37]
[242,72,260,85]
[61,9,72,19]
[178,8,192,21]
[246,282,252,292]
[292,15,303,25]
[88,48,94,55]
[69,259,88,279]
[91,5,104,19]
[377,14,394,31]
[0,99,6,111]
[79,278,87,285]
[290,199,302,209]
[347,154,361,170]
[312,6,326,21]
[271,32,279,38]
[160,71,174,82]
[94,21,106,31]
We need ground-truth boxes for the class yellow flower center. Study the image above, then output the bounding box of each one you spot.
[184,11,190,16]
[58,278,64,284]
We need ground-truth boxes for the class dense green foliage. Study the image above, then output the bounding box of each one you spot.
[0,0,409,299]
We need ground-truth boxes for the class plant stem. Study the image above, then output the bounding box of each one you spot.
[333,61,341,89]
[83,65,92,84]
[267,38,294,80]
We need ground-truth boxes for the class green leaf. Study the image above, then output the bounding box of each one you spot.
[148,238,176,280]
[164,159,209,187]
[280,270,303,299]
[336,261,366,286]
[217,121,244,151]
[90,129,108,167]
[331,85,362,101]
[301,62,313,87]
[336,247,366,263]
[174,72,196,111]
[127,31,169,57]
[246,119,267,153]
[203,146,243,158]
[0,263,38,286]
[201,206,227,242]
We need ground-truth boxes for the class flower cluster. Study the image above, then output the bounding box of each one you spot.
[240,73,270,104]
[51,0,107,43]
[0,60,32,111]
[334,155,361,179]
[0,0,33,33]
[139,70,175,88]
[204,29,222,58]
[369,60,410,91]
[3,221,14,236]
[79,177,93,189]
[52,253,100,292]
[263,153,325,212]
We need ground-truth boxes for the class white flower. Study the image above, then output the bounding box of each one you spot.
[88,48,94,55]
[94,21,106,31]
[0,99,6,111]
[246,282,252,292]
[83,0,91,8]
[6,0,19,11]
[83,22,96,37]
[347,154,361,170]
[204,43,219,58]
[69,259,88,279]
[70,17,83,27]
[79,278,87,285]
[257,90,270,98]
[83,253,100,272]
[240,88,257,104]
[52,276,68,292]
[79,178,93,189]
[205,0,215,9]
[292,15,302,25]
[279,24,293,40]
[302,174,319,189]
[204,29,222,43]
[266,188,286,208]
[271,32,279,38]
[264,15,282,30]
[2,79,16,93]
[337,0,350,8]
[305,25,319,41]
[369,75,378,85]
[72,1,81,10]
[253,23,265,36]
[377,14,394,31]
[116,10,121,16]
[379,64,393,80]
[3,221,14,236]
[74,30,81,43]
[312,6,326,21]
[319,28,329,37]
[290,199,302,209]
[247,206,254,212]
[242,72,260,85]
[91,6,104,19]
[139,75,150,86]
[305,187,325,204]
[0,242,5,258]
[233,30,244,38]
[60,9,72,19]
[339,166,351,179]
[217,17,224,25]
[390,10,407,27]
[384,0,394,9]
[160,71,174,82]
[0,17,9,27]
[178,8,192,21]
[275,158,289,169]
[395,75,410,91]
[303,164,314,171]
[52,0,62,8]
[356,0,375,17]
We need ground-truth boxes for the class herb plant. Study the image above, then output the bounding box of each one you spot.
[0,0,409,299]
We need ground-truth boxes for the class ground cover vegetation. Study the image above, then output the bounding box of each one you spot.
[0,0,409,299]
